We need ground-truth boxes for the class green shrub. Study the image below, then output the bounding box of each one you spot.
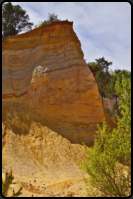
[78,75,131,197]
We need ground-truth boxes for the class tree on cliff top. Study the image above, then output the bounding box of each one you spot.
[34,13,61,29]
[2,2,34,40]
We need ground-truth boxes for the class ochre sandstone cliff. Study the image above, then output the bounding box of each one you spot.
[2,21,117,196]
[2,20,116,147]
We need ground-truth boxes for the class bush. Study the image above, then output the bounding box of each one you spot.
[78,75,131,197]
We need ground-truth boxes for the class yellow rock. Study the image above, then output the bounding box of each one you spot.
[2,20,116,147]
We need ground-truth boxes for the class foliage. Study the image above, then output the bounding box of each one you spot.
[115,72,131,129]
[95,70,110,104]
[105,69,117,99]
[112,103,122,119]
[34,13,61,29]
[47,12,61,23]
[105,69,119,117]
[78,75,131,197]
[88,57,112,73]
[95,57,112,72]
[2,169,22,197]
[105,104,121,120]
[2,2,34,40]
[105,69,131,118]
[88,57,112,105]
[88,62,101,72]
[34,20,49,29]
[114,69,122,74]
[115,70,131,85]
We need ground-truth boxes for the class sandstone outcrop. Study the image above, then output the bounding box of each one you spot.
[2,20,116,147]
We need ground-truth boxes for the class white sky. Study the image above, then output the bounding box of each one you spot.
[11,2,131,72]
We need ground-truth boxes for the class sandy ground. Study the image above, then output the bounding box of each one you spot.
[2,170,88,197]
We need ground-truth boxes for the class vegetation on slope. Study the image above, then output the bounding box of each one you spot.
[79,73,131,197]
[88,57,131,120]
[34,13,61,29]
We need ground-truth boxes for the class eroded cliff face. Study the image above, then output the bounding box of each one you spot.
[2,121,85,179]
[2,120,88,197]
[2,21,116,147]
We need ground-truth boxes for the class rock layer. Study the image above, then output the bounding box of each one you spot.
[2,21,116,147]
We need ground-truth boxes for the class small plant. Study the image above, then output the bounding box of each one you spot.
[12,187,23,197]
[2,170,14,197]
[2,169,22,197]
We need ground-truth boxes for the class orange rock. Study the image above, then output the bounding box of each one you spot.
[2,20,116,147]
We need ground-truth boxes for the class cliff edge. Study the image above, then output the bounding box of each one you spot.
[2,20,116,147]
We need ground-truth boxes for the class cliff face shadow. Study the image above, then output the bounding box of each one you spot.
[2,103,98,147]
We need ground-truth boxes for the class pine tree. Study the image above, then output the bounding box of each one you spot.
[95,57,112,73]
[88,58,112,105]
[2,2,34,40]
